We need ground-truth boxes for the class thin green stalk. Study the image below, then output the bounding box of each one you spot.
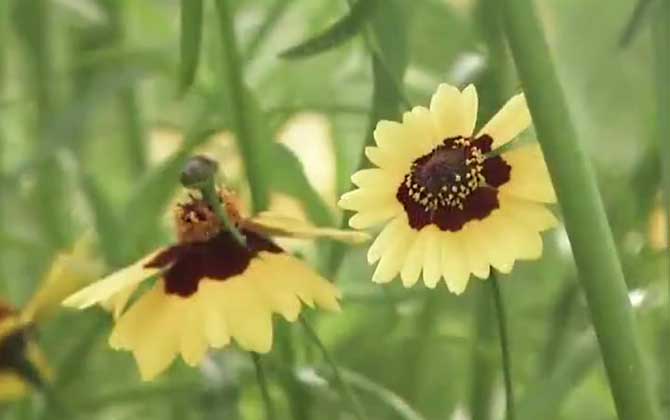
[300,316,367,420]
[214,0,269,213]
[200,178,246,246]
[652,0,670,317]
[251,352,276,420]
[469,287,496,420]
[470,2,510,417]
[490,277,515,420]
[501,1,660,419]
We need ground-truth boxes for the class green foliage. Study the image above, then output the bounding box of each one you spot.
[0,1,667,420]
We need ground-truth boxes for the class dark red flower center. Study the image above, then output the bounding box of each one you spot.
[396,135,511,232]
[145,229,283,297]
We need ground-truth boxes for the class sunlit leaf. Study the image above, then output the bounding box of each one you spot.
[268,143,334,226]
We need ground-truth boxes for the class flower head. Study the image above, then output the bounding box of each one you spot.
[339,84,557,293]
[63,191,356,381]
[0,237,98,401]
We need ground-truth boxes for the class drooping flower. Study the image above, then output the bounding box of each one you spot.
[63,190,364,381]
[339,84,558,293]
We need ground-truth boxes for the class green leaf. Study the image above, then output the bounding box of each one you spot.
[178,0,203,95]
[269,143,334,226]
[279,0,379,59]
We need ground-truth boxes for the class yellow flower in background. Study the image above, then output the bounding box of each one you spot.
[339,84,558,293]
[0,237,99,401]
[64,191,365,381]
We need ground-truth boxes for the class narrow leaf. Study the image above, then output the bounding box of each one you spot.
[279,0,379,59]
[179,0,203,95]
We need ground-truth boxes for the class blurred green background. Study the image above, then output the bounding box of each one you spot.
[0,0,667,419]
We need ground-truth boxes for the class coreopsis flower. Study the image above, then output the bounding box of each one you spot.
[0,237,99,401]
[339,84,557,293]
[64,190,365,381]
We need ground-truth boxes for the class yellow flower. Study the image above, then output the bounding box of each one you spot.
[63,192,360,381]
[0,302,50,402]
[0,237,99,401]
[339,84,558,293]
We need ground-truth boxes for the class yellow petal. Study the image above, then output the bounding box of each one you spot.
[460,222,492,280]
[474,212,517,273]
[214,276,274,354]
[338,188,397,212]
[23,234,104,322]
[367,215,408,264]
[429,83,478,141]
[178,295,209,367]
[245,211,370,244]
[440,231,471,294]
[477,93,531,150]
[0,373,29,402]
[372,225,414,284]
[422,227,442,288]
[498,194,558,231]
[400,229,428,287]
[101,283,140,320]
[500,144,556,203]
[349,204,402,230]
[364,146,411,173]
[110,285,181,381]
[461,84,479,137]
[373,120,426,161]
[351,168,402,189]
[63,251,160,311]
[259,253,341,312]
[400,106,439,155]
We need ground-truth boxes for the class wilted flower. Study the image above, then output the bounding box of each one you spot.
[339,84,557,293]
[64,190,366,380]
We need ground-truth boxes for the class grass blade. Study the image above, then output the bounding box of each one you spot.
[279,0,379,59]
[179,0,204,95]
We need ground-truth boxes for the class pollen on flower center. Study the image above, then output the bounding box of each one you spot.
[396,135,512,232]
[405,137,486,211]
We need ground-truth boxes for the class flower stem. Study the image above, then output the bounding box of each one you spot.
[490,276,515,420]
[250,352,276,420]
[198,178,247,247]
[501,1,660,419]
[299,316,367,420]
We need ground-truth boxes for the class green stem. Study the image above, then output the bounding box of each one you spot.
[300,316,367,420]
[501,1,660,419]
[469,287,496,420]
[214,0,269,213]
[652,0,670,323]
[198,178,246,247]
[490,277,515,420]
[250,352,276,420]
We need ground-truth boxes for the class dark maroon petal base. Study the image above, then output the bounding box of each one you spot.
[145,229,282,297]
[482,156,511,187]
